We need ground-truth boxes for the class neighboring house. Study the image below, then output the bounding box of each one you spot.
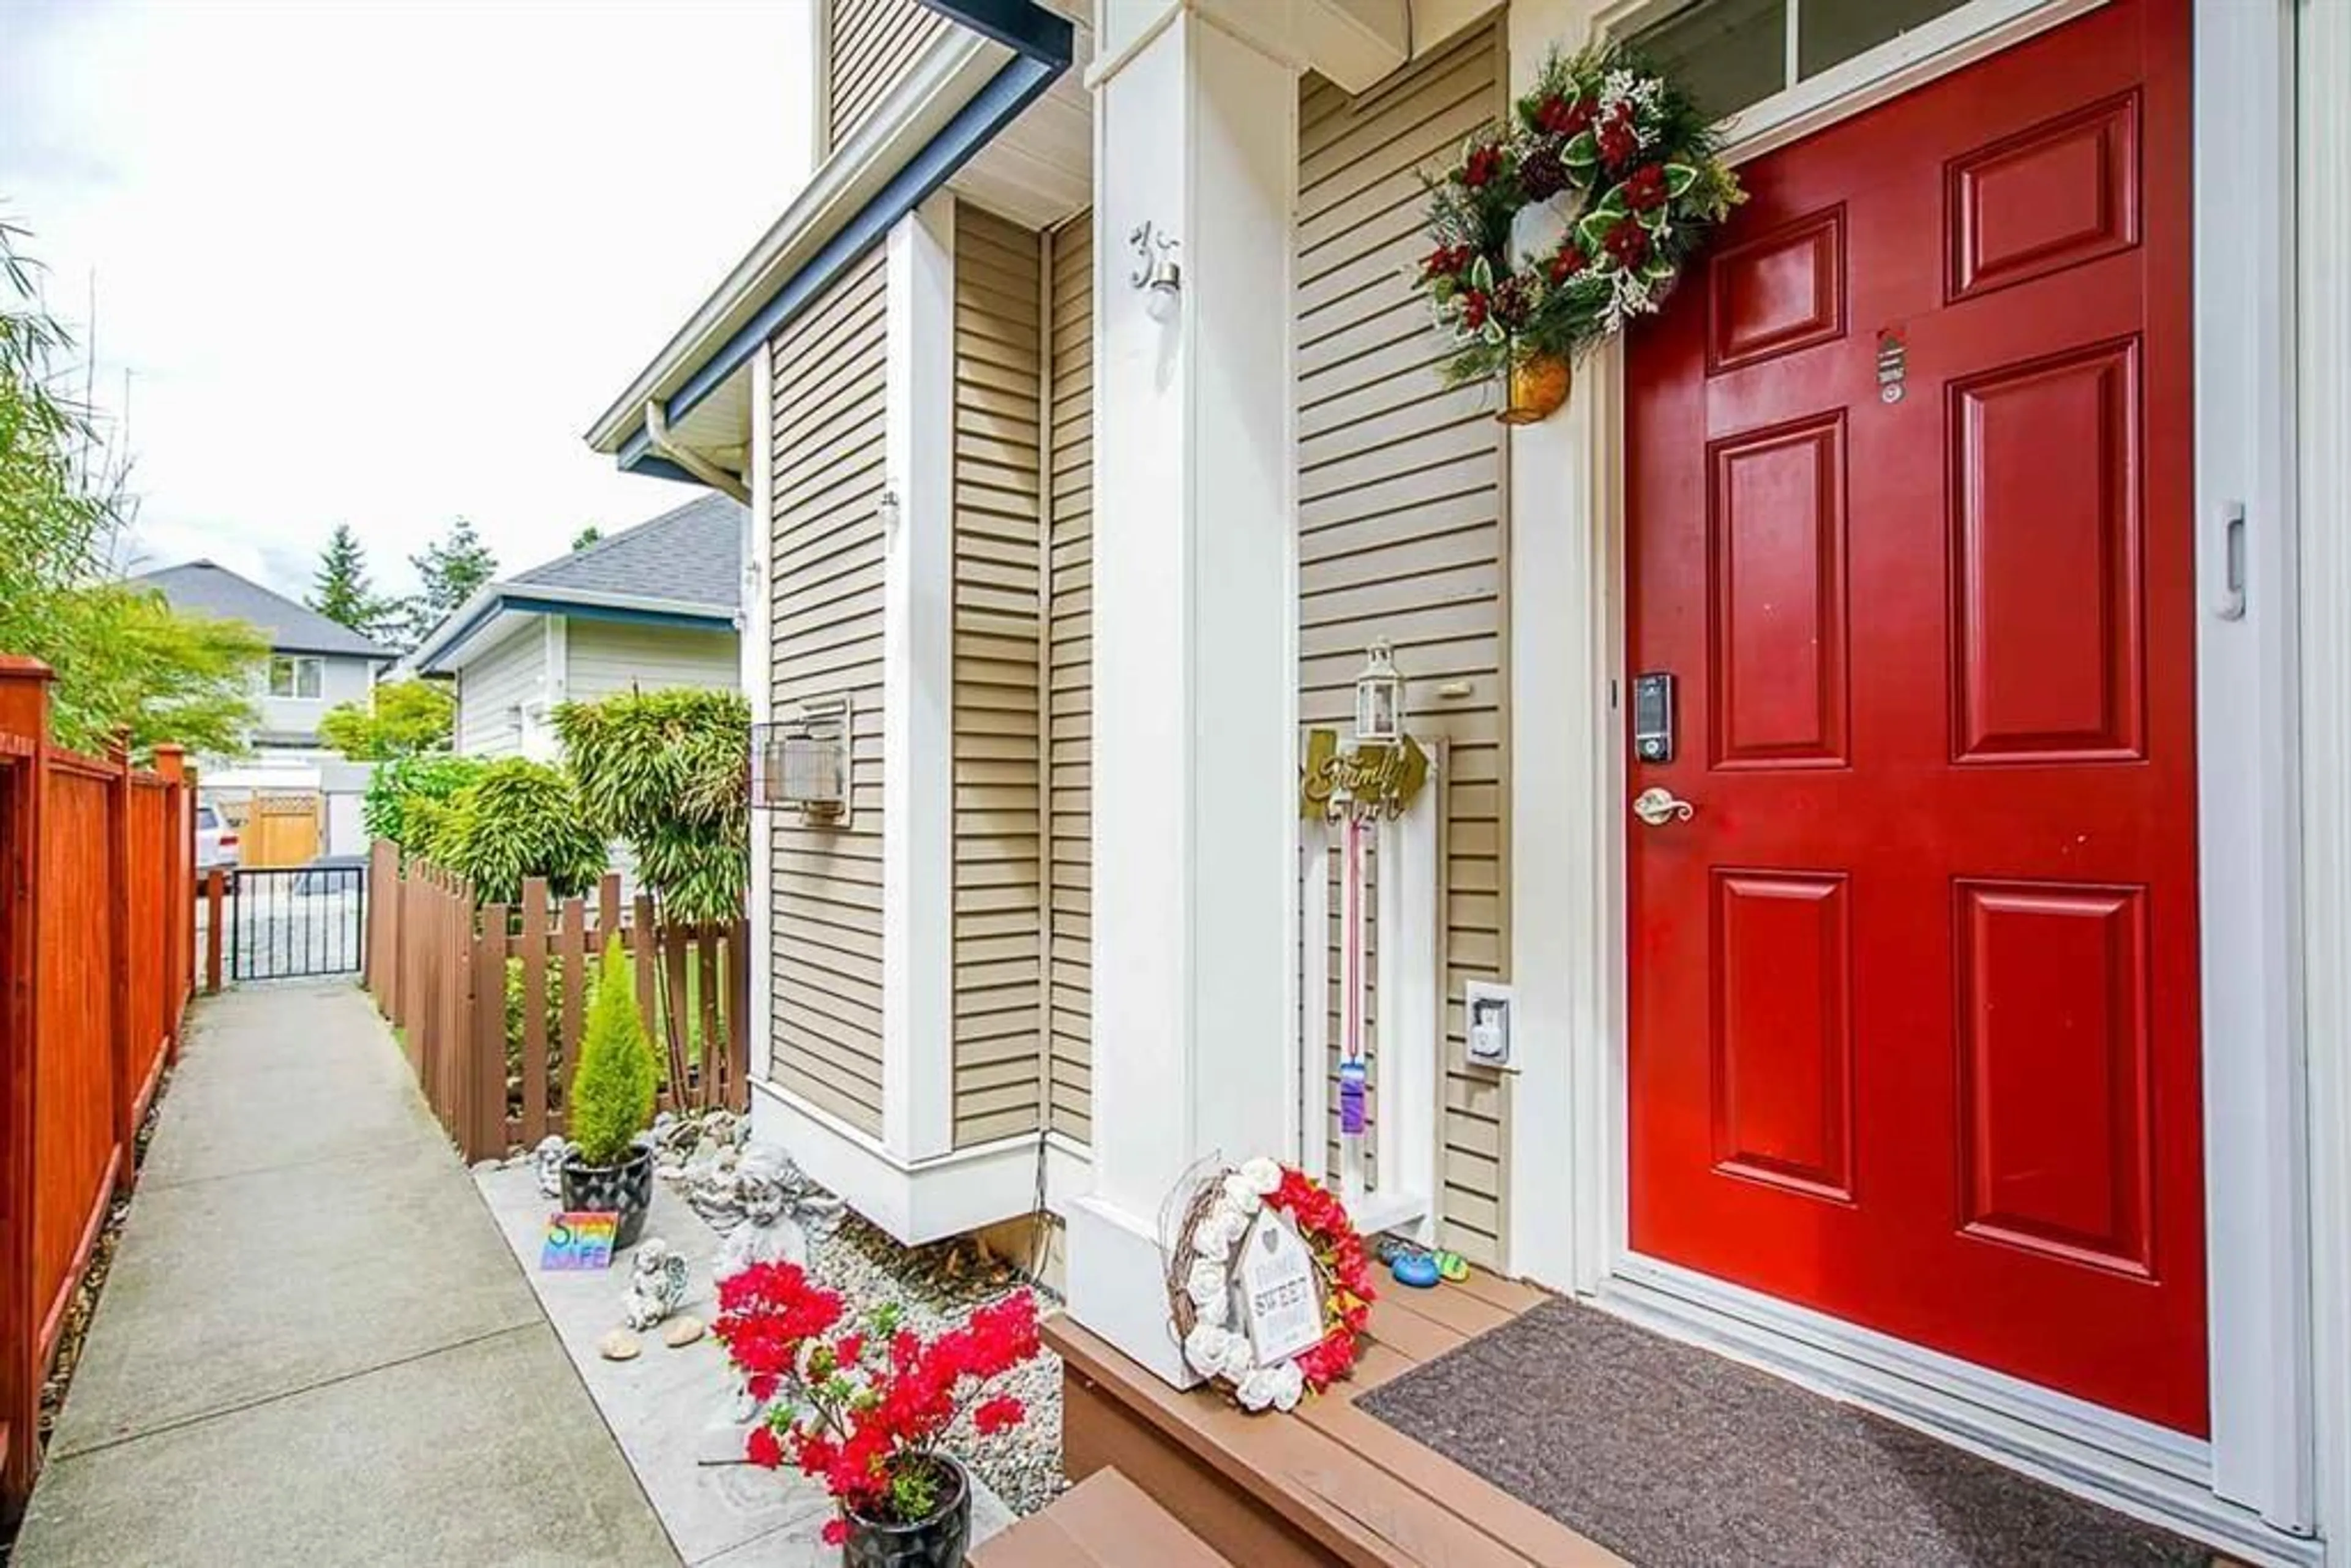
[133,558,390,859]
[403,490,743,758]
[582,1,2350,1562]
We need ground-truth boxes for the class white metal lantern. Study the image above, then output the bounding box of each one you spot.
[1354,639,1405,744]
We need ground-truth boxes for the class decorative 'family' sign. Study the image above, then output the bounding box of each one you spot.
[542,1212,619,1272]
[1239,1209,1324,1367]
[1299,727,1430,822]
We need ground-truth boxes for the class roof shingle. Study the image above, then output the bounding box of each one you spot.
[509,492,743,613]
[131,560,391,659]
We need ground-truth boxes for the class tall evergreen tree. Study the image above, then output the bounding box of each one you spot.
[306,523,386,636]
[399,516,497,648]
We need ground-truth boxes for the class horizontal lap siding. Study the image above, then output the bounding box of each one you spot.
[564,623,740,703]
[455,624,542,757]
[1298,22,1511,1267]
[952,202,1046,1149]
[828,0,948,153]
[1045,214,1093,1144]
[769,246,890,1136]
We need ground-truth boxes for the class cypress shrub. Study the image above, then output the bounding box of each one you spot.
[568,938,657,1167]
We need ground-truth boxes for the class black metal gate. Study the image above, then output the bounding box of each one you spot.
[217,863,367,981]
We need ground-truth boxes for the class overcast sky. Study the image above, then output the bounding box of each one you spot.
[1,0,808,603]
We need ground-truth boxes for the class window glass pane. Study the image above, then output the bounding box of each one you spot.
[1797,0,1968,78]
[298,659,321,698]
[1630,0,1788,124]
[269,656,293,697]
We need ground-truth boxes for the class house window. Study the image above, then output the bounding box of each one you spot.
[269,655,323,699]
[1630,0,1970,121]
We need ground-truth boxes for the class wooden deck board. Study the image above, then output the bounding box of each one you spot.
[1046,1269,1608,1568]
[973,1468,1232,1566]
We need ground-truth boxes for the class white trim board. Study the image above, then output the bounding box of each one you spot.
[746,343,777,1087]
[1503,0,2327,1555]
[748,1077,1090,1245]
[881,191,958,1163]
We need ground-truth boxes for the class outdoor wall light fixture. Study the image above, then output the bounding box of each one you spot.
[1128,220,1182,322]
[1354,639,1406,744]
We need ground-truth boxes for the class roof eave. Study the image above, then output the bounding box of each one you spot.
[586,0,1074,475]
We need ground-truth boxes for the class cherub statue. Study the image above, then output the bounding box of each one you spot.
[621,1238,691,1331]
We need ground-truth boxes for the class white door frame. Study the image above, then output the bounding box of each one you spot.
[1504,0,2327,1559]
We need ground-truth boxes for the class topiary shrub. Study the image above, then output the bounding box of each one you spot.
[429,758,605,906]
[568,937,658,1168]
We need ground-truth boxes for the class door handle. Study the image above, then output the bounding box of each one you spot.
[1632,787,1696,827]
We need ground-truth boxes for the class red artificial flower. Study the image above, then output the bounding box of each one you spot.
[1564,98,1597,138]
[1550,244,1588,284]
[1621,164,1668,213]
[1461,141,1507,190]
[1460,291,1490,329]
[973,1395,1026,1435]
[1420,244,1472,280]
[1605,216,1651,269]
[822,1518,848,1548]
[746,1424,784,1470]
[1597,104,1639,170]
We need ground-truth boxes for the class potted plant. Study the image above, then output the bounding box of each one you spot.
[714,1260,1041,1565]
[561,937,659,1248]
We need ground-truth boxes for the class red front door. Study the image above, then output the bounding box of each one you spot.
[1625,0,2205,1433]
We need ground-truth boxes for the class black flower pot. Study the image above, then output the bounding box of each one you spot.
[558,1144,654,1250]
[841,1455,971,1568]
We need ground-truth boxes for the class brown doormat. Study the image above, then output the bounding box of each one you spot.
[1357,1297,2212,1567]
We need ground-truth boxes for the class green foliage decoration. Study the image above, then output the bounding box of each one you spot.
[568,938,657,1167]
[555,688,748,923]
[426,757,604,907]
[320,678,455,760]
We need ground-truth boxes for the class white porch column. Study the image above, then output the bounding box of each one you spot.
[882,192,957,1163]
[1065,0,1305,1386]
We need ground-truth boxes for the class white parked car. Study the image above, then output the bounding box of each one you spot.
[195,802,241,890]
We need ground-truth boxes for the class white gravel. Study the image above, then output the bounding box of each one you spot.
[653,1112,1068,1517]
[805,1214,1067,1517]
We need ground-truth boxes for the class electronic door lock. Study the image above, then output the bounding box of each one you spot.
[1633,672,1676,763]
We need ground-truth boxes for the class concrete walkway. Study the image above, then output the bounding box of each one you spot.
[15,984,678,1568]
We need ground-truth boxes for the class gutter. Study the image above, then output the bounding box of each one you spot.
[645,401,752,503]
[588,0,1073,478]
[407,581,738,676]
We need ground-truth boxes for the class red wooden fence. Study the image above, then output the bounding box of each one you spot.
[0,658,196,1512]
[363,841,749,1162]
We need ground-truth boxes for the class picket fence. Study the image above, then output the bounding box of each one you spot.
[0,658,197,1509]
[363,841,751,1162]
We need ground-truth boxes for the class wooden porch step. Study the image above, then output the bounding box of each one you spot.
[970,1466,1232,1566]
[1046,1284,1624,1567]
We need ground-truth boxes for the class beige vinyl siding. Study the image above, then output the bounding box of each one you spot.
[951,202,1046,1149]
[564,622,740,703]
[1297,21,1511,1267]
[454,623,542,757]
[1044,214,1093,1144]
[768,244,890,1137]
[827,0,949,154]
